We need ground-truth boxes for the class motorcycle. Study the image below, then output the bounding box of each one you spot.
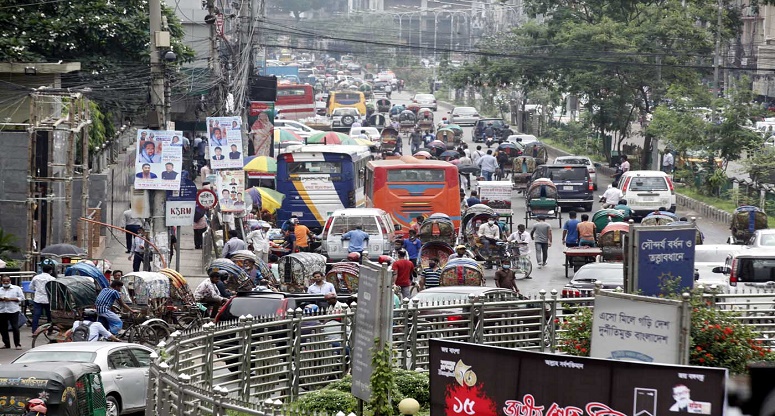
[485,134,495,148]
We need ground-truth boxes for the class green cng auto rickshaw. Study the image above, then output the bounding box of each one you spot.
[0,362,107,415]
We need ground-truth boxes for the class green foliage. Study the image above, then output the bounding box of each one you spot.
[557,308,592,356]
[742,147,775,186]
[0,228,20,262]
[393,370,430,408]
[370,339,395,416]
[295,389,358,414]
[324,374,353,393]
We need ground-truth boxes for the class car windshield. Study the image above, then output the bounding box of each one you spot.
[546,167,587,182]
[758,234,775,246]
[629,177,668,191]
[14,351,97,364]
[454,108,476,115]
[556,158,590,166]
[330,216,380,235]
[573,267,622,285]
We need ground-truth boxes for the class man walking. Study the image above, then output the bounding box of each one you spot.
[530,215,552,268]
[392,249,414,299]
[410,129,423,154]
[403,230,422,268]
[562,211,580,247]
[507,224,532,278]
[222,230,247,258]
[471,145,484,167]
[495,260,519,292]
[30,261,55,332]
[121,207,143,253]
[477,149,498,181]
[662,150,674,174]
[129,228,148,272]
[0,276,24,349]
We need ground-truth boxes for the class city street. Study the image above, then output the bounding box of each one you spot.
[388,90,731,295]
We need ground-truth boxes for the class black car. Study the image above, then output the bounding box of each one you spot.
[215,291,355,323]
[531,164,594,211]
[473,118,513,142]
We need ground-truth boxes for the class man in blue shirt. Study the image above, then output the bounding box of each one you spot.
[95,281,137,335]
[466,191,481,208]
[403,230,422,268]
[562,211,580,247]
[341,225,370,256]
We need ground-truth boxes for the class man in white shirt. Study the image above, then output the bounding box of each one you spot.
[71,309,120,342]
[471,145,484,168]
[601,184,623,209]
[662,151,674,174]
[477,150,499,181]
[477,216,502,268]
[195,271,227,318]
[121,207,144,254]
[507,224,533,278]
[0,276,24,349]
[246,221,271,263]
[307,272,335,295]
[30,261,56,332]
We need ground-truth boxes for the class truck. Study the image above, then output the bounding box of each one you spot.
[263,66,300,79]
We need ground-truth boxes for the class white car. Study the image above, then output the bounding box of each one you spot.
[13,342,154,415]
[330,108,362,130]
[274,120,321,139]
[449,106,480,125]
[554,155,600,190]
[507,134,539,146]
[412,93,438,111]
[349,126,380,142]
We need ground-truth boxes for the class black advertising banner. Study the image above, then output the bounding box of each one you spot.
[429,339,727,416]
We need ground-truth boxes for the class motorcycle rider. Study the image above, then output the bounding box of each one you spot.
[484,122,496,146]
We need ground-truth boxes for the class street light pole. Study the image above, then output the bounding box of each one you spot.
[434,12,438,62]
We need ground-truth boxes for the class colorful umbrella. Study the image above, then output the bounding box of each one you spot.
[428,140,447,149]
[307,131,351,145]
[342,137,375,146]
[243,156,277,173]
[275,129,302,143]
[246,187,285,214]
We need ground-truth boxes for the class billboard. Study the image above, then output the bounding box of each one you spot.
[206,116,244,170]
[216,170,246,213]
[134,129,184,190]
[630,225,696,296]
[430,339,727,416]
[248,101,275,157]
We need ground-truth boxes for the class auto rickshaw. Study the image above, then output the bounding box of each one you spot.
[278,252,327,293]
[376,98,391,113]
[0,362,107,415]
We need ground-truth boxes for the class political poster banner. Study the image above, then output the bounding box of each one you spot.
[216,170,246,213]
[429,339,727,416]
[206,116,244,170]
[632,226,696,296]
[134,129,184,190]
[248,101,275,157]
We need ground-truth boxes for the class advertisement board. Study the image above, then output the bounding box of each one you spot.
[631,225,696,296]
[206,116,244,170]
[477,181,513,215]
[248,101,275,157]
[216,170,246,213]
[134,129,184,190]
[165,178,198,226]
[590,292,687,364]
[430,339,727,416]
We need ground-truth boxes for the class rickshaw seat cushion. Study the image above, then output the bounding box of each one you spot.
[529,198,557,209]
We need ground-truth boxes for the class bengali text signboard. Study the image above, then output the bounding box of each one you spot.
[632,226,696,296]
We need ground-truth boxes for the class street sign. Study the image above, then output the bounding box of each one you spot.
[166,201,196,226]
[196,189,217,210]
[167,178,197,202]
[628,225,696,296]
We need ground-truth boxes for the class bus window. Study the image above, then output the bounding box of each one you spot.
[387,169,446,182]
[288,161,342,174]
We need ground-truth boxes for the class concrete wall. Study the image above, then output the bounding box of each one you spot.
[0,132,31,252]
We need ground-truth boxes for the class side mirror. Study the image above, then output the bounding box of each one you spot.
[394,224,402,231]
[694,269,700,281]
[711,266,729,274]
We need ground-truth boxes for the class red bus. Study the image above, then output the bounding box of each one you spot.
[276,84,315,120]
[365,156,461,233]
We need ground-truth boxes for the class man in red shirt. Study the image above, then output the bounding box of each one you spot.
[392,249,415,299]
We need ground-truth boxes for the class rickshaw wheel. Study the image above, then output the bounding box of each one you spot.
[128,323,169,347]
[31,324,61,348]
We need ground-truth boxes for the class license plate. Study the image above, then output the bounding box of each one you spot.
[563,186,574,191]
[642,196,656,202]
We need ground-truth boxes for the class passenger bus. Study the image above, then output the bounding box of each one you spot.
[276,145,372,231]
[326,90,367,117]
[365,156,461,232]
[276,84,315,120]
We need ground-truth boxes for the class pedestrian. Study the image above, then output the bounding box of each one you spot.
[662,150,674,174]
[409,215,424,234]
[410,129,423,154]
[495,260,520,292]
[577,214,597,247]
[293,220,314,253]
[95,280,137,335]
[194,271,228,318]
[308,271,336,295]
[601,184,623,209]
[222,229,247,258]
[403,230,422,268]
[193,206,208,250]
[341,225,370,258]
[419,259,441,290]
[71,309,119,342]
[477,149,498,181]
[246,221,271,263]
[391,238,405,259]
[392,249,414,299]
[0,276,23,349]
[496,150,510,179]
[562,211,580,247]
[121,207,143,253]
[30,261,55,333]
[128,228,148,272]
[471,145,484,166]
[111,270,123,282]
[507,224,532,279]
[530,215,552,268]
[466,190,481,208]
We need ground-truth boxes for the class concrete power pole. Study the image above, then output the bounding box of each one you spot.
[148,0,169,268]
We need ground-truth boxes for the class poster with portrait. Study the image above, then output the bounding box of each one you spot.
[206,116,244,170]
[248,101,275,157]
[134,129,184,190]
[216,170,246,213]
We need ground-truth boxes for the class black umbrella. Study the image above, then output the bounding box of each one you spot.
[457,164,481,175]
[440,150,460,159]
[498,142,519,150]
[40,243,87,257]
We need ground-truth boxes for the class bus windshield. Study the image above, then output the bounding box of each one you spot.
[288,161,342,174]
[334,93,362,105]
[387,169,446,182]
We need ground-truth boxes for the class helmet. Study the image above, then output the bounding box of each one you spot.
[347,252,361,261]
[209,270,229,280]
[40,258,56,267]
[83,309,98,321]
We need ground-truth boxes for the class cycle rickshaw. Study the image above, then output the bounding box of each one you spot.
[525,178,562,227]
[417,108,434,131]
[417,213,456,270]
[326,262,360,294]
[459,204,498,261]
[278,252,328,293]
[207,257,256,293]
[399,110,417,136]
[439,258,485,286]
[512,156,537,193]
[32,276,97,347]
[730,205,768,244]
[376,99,392,113]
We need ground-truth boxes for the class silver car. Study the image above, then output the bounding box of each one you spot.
[412,93,437,111]
[747,229,775,247]
[13,342,153,415]
[449,106,480,125]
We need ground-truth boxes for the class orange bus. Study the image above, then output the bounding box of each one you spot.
[365,156,461,233]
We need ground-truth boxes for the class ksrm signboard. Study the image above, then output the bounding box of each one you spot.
[430,339,727,416]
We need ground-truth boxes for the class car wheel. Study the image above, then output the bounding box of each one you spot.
[106,395,120,416]
[584,203,593,212]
